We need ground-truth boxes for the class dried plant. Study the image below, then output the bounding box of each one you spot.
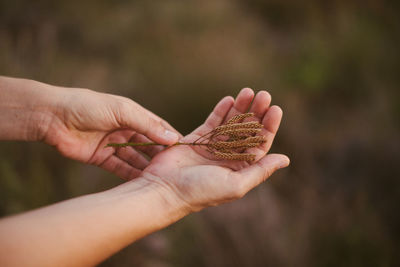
[106,113,266,161]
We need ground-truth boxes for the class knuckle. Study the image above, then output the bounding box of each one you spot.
[118,98,135,114]
[148,117,163,131]
[140,116,161,135]
[114,99,133,126]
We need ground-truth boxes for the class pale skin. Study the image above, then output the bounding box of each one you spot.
[0,76,290,266]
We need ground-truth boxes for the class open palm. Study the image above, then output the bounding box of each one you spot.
[141,88,290,211]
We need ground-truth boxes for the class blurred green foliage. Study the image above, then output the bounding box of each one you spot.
[1,0,399,266]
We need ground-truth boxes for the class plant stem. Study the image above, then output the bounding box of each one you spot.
[105,142,204,148]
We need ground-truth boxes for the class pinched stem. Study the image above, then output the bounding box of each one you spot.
[105,142,204,148]
[105,113,265,161]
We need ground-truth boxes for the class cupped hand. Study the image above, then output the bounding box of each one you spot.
[141,88,290,211]
[44,88,181,179]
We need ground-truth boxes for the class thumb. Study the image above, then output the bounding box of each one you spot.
[117,100,180,145]
[238,153,290,192]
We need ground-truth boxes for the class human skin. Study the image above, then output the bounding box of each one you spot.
[0,76,181,179]
[0,77,289,266]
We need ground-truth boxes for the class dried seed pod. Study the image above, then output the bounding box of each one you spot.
[227,135,267,144]
[241,142,261,148]
[213,151,256,161]
[242,136,267,144]
[228,135,248,141]
[210,142,261,150]
[214,121,263,133]
[214,128,262,138]
[226,113,254,124]
[209,136,266,150]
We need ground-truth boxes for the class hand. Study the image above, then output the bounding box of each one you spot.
[141,88,290,211]
[44,88,181,179]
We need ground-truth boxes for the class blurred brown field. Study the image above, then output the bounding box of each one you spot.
[1,0,399,266]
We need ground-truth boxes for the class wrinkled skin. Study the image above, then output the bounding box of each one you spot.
[44,88,181,179]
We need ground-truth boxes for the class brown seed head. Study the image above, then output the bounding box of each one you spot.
[209,136,266,150]
[210,142,261,150]
[226,113,254,124]
[214,121,263,133]
[214,128,261,137]
[213,151,256,161]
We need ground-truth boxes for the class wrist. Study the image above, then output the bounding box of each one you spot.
[0,77,66,141]
[108,176,192,231]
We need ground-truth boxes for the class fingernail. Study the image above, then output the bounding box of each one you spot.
[164,130,179,141]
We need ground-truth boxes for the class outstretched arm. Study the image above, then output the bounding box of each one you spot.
[0,178,187,267]
[0,88,289,267]
[0,76,181,179]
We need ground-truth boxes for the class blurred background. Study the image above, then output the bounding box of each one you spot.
[1,0,399,266]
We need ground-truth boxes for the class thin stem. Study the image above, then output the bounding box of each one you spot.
[106,142,166,147]
[193,130,215,143]
[105,142,206,148]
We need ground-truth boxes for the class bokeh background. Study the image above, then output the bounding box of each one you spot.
[1,0,400,266]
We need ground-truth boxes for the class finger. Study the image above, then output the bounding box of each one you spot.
[192,96,234,135]
[224,88,255,123]
[100,155,142,180]
[260,105,283,152]
[115,146,150,170]
[236,153,290,194]
[142,106,183,138]
[247,90,271,120]
[117,100,179,145]
[245,105,283,161]
[130,133,164,158]
[151,112,183,138]
[110,94,182,138]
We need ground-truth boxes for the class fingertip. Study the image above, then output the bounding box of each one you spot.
[257,90,271,104]
[218,96,235,108]
[271,105,284,123]
[258,153,289,173]
[238,87,255,99]
[233,88,255,112]
[250,90,272,117]
[224,95,235,103]
[269,105,283,116]
[278,154,290,169]
[213,96,234,116]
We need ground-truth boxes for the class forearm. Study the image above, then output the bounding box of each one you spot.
[0,177,189,267]
[0,76,63,141]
